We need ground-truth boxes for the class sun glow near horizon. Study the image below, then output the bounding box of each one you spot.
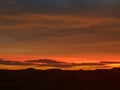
[0,54,120,62]
[0,54,120,70]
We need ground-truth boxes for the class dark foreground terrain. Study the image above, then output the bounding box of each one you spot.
[0,68,120,90]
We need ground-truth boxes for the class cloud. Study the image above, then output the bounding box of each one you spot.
[0,59,105,68]
[100,61,120,64]
[1,59,120,69]
[0,19,120,55]
[0,0,120,17]
[26,59,65,64]
[0,59,31,65]
[26,59,74,68]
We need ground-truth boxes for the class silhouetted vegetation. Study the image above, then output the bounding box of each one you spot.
[0,68,120,90]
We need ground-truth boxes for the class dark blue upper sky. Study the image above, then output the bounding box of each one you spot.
[0,0,120,16]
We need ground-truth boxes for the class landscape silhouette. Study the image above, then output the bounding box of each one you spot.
[0,68,120,90]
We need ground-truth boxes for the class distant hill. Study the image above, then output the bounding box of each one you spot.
[0,68,120,90]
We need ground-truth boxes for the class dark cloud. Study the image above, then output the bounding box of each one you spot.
[0,0,119,17]
[26,59,65,64]
[26,59,74,68]
[17,0,120,17]
[100,61,120,64]
[0,59,106,68]
[0,59,31,65]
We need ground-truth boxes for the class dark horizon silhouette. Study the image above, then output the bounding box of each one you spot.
[0,68,120,90]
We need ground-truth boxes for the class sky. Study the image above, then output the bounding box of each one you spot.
[0,0,120,70]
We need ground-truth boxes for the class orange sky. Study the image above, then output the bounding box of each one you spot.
[0,0,120,70]
[0,54,120,63]
[0,54,120,70]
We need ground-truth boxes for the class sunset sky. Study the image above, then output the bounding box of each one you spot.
[0,0,120,70]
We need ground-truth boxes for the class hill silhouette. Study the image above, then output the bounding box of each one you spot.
[0,68,120,90]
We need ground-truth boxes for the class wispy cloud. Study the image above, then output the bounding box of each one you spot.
[0,59,31,65]
[100,61,120,64]
[0,59,108,68]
